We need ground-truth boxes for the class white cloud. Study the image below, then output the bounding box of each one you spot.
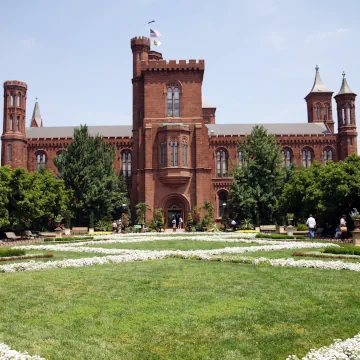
[21,37,36,47]
[267,31,287,50]
[305,28,349,44]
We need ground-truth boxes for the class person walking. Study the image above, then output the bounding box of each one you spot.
[178,216,183,229]
[340,215,347,239]
[306,214,316,239]
[231,219,237,232]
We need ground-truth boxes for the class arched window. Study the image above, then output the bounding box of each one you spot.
[342,106,346,125]
[170,139,178,166]
[16,116,20,131]
[218,190,228,218]
[216,149,228,177]
[324,104,329,121]
[160,141,167,167]
[302,148,313,168]
[17,93,21,107]
[9,115,13,131]
[36,152,47,171]
[281,149,292,168]
[7,145,12,162]
[182,139,188,166]
[238,151,245,168]
[316,104,321,121]
[323,149,333,165]
[167,83,180,117]
[10,94,14,107]
[122,151,132,177]
[347,104,351,125]
[56,150,65,177]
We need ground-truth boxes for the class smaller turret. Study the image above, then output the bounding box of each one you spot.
[30,99,43,127]
[131,36,150,78]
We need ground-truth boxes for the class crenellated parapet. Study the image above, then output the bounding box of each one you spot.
[141,59,205,72]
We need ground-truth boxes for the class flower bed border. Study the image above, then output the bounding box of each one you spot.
[0,253,53,262]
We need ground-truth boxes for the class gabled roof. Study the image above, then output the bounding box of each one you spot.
[308,65,332,94]
[337,72,356,96]
[30,101,43,127]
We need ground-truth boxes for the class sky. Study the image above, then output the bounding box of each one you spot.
[1,0,359,146]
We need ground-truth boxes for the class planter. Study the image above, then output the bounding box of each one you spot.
[353,219,360,229]
[352,230,360,246]
[286,225,294,237]
[287,219,293,226]
[64,229,71,236]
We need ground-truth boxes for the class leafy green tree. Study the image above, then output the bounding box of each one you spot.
[54,125,128,225]
[229,125,290,225]
[201,200,215,230]
[0,166,13,228]
[135,202,151,225]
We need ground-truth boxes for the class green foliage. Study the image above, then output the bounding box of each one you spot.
[323,245,360,256]
[255,233,305,240]
[186,212,194,232]
[286,213,294,220]
[240,218,254,230]
[44,236,94,242]
[190,206,201,231]
[0,248,26,257]
[0,166,71,231]
[151,208,164,230]
[280,154,360,226]
[89,211,95,228]
[135,202,151,226]
[296,224,308,231]
[95,220,113,232]
[201,201,215,231]
[229,125,293,226]
[54,125,129,226]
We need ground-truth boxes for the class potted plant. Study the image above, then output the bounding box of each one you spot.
[286,213,294,226]
[350,208,360,229]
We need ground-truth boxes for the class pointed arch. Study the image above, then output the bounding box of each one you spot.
[216,148,228,177]
[323,147,334,165]
[301,147,314,168]
[35,151,47,171]
[166,81,182,117]
[281,148,292,168]
[315,103,321,121]
[217,189,228,218]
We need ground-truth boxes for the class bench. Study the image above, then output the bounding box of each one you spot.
[5,232,21,241]
[259,225,277,233]
[25,230,39,239]
[71,227,88,235]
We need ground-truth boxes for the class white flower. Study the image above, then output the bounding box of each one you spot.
[0,343,45,359]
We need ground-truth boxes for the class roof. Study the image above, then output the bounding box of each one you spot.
[26,125,132,139]
[206,123,332,136]
[202,96,215,108]
[308,65,332,94]
[31,101,43,127]
[337,72,356,95]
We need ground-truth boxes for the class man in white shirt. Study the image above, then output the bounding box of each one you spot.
[306,214,316,239]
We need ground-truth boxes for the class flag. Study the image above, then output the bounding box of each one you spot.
[150,29,161,38]
[153,40,162,47]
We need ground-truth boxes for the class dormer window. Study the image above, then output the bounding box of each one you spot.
[167,83,180,117]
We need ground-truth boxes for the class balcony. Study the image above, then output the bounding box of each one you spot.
[159,167,191,185]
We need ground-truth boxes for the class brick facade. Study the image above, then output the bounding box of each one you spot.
[1,37,358,226]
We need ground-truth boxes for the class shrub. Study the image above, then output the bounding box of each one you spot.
[296,223,308,231]
[45,236,94,242]
[255,233,305,240]
[0,248,26,257]
[95,220,113,232]
[44,238,55,242]
[323,245,360,256]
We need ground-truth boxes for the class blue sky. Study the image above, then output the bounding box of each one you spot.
[0,0,359,138]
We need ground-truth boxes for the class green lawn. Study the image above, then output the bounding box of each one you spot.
[1,258,360,359]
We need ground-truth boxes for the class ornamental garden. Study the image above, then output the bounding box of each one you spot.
[1,126,360,359]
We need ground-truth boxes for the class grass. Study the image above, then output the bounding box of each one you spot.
[1,259,360,359]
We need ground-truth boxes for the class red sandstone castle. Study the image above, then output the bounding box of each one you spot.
[1,36,358,226]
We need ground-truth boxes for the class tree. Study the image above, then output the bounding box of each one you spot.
[135,202,151,226]
[0,166,12,229]
[229,125,291,225]
[151,208,164,230]
[201,200,215,230]
[54,125,128,225]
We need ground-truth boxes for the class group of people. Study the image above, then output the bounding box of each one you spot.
[112,219,122,233]
[171,215,183,229]
[306,214,347,239]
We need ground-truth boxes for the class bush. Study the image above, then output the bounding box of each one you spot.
[0,248,26,257]
[95,220,113,232]
[44,236,94,242]
[296,224,308,231]
[44,238,55,242]
[323,245,360,256]
[255,233,305,240]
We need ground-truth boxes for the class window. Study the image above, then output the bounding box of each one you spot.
[281,149,292,168]
[324,104,329,121]
[122,152,132,177]
[216,149,228,177]
[167,83,180,117]
[347,104,351,125]
[170,139,178,166]
[342,106,346,125]
[16,116,20,131]
[17,93,21,107]
[316,104,321,121]
[323,149,333,165]
[182,139,188,166]
[10,94,14,107]
[218,190,228,218]
[7,145,12,162]
[238,151,245,168]
[36,152,46,171]
[302,149,313,168]
[9,115,13,131]
[160,142,167,167]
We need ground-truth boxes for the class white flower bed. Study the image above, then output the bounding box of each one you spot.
[0,343,45,359]
[286,331,360,359]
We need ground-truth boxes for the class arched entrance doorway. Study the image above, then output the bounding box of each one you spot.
[163,195,189,229]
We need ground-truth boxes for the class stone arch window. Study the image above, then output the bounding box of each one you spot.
[16,116,20,131]
[323,148,333,165]
[122,151,132,177]
[170,138,179,166]
[302,148,313,168]
[324,103,329,121]
[238,151,245,168]
[160,141,167,167]
[9,115,13,131]
[281,148,292,168]
[36,152,47,171]
[10,94,14,107]
[181,138,188,166]
[216,149,228,177]
[347,104,351,125]
[17,93,21,107]
[167,82,180,117]
[218,190,228,218]
[341,106,346,125]
[315,103,321,121]
[7,145,12,162]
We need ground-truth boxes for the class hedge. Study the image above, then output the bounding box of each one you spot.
[44,236,94,242]
[255,233,305,240]
[0,248,26,257]
[323,245,360,256]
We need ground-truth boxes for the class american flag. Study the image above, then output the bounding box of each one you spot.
[150,29,161,38]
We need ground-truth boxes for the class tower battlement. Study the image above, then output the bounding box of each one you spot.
[142,59,205,72]
[131,36,150,49]
[4,80,27,89]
